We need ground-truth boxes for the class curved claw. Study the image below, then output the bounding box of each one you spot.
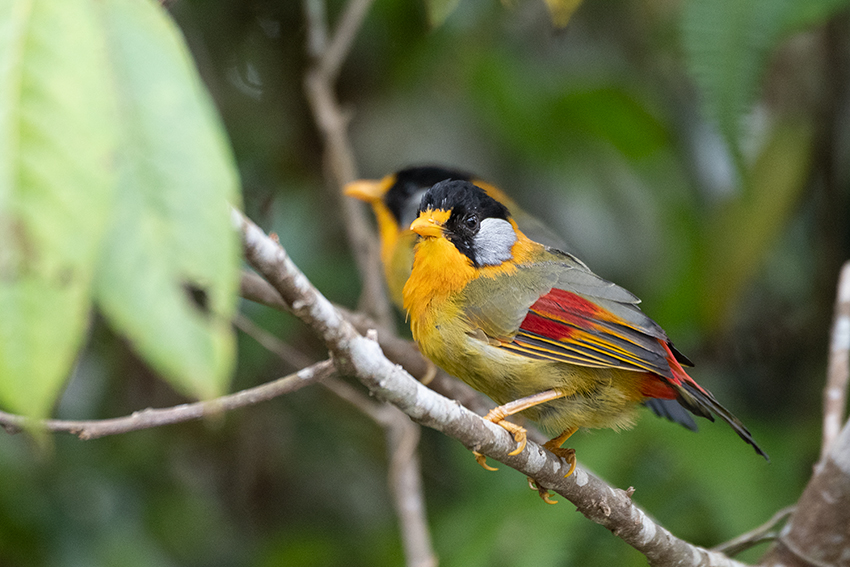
[527,477,559,504]
[540,491,558,505]
[482,414,527,456]
[564,457,577,478]
[507,427,527,456]
[473,451,499,471]
[548,447,577,478]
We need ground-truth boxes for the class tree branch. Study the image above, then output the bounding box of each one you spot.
[822,260,850,460]
[239,270,551,446]
[302,0,392,328]
[712,505,795,557]
[233,207,749,567]
[323,374,437,567]
[759,261,850,567]
[0,360,334,440]
[760,418,850,567]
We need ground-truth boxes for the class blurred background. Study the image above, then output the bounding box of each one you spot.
[1,0,849,565]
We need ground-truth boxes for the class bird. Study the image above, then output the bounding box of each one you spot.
[344,165,566,308]
[346,165,703,435]
[402,179,768,491]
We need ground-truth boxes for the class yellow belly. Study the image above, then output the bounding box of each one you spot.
[414,302,647,434]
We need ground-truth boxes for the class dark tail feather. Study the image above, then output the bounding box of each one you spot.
[644,398,698,431]
[679,381,769,461]
[668,342,694,367]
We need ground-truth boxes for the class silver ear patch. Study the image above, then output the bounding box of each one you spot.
[473,218,516,266]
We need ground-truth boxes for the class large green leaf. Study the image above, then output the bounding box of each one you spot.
[93,0,241,400]
[0,0,116,417]
[682,0,850,166]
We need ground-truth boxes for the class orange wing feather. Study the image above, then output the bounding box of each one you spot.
[503,288,676,379]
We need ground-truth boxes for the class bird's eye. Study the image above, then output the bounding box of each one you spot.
[464,214,479,231]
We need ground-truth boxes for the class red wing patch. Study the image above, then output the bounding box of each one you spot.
[499,288,675,378]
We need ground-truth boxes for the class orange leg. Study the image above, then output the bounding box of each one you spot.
[531,427,579,504]
[473,389,567,471]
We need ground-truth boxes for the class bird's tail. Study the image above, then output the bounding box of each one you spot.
[662,342,770,461]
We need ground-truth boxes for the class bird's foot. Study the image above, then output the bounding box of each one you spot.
[527,477,559,504]
[526,443,576,504]
[473,450,499,471]
[542,428,578,478]
[482,408,528,455]
[472,409,528,471]
[547,446,577,478]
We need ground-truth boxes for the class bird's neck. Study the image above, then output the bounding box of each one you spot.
[403,227,542,332]
[403,236,475,328]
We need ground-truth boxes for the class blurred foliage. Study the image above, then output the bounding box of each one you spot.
[682,0,850,166]
[1,0,850,566]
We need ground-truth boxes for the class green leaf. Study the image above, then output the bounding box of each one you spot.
[93,0,240,400]
[0,0,117,417]
[682,0,850,166]
[699,120,813,327]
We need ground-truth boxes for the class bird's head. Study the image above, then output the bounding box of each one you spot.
[344,166,474,230]
[410,180,518,268]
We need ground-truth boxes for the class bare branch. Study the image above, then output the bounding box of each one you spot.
[712,505,794,557]
[233,207,749,567]
[234,313,314,369]
[302,0,392,328]
[760,418,850,567]
[0,360,334,440]
[822,260,850,460]
[307,0,374,84]
[323,376,437,567]
[240,270,292,312]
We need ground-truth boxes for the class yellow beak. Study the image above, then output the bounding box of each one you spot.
[409,209,450,238]
[343,175,394,202]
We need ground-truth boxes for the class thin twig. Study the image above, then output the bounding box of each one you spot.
[713,505,795,556]
[237,291,437,566]
[234,207,748,567]
[317,0,375,81]
[241,270,292,312]
[302,0,392,329]
[0,360,335,440]
[233,313,314,369]
[822,260,850,460]
[322,375,436,567]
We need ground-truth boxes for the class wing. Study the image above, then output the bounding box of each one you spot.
[486,248,677,380]
[502,286,676,375]
[461,248,769,459]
